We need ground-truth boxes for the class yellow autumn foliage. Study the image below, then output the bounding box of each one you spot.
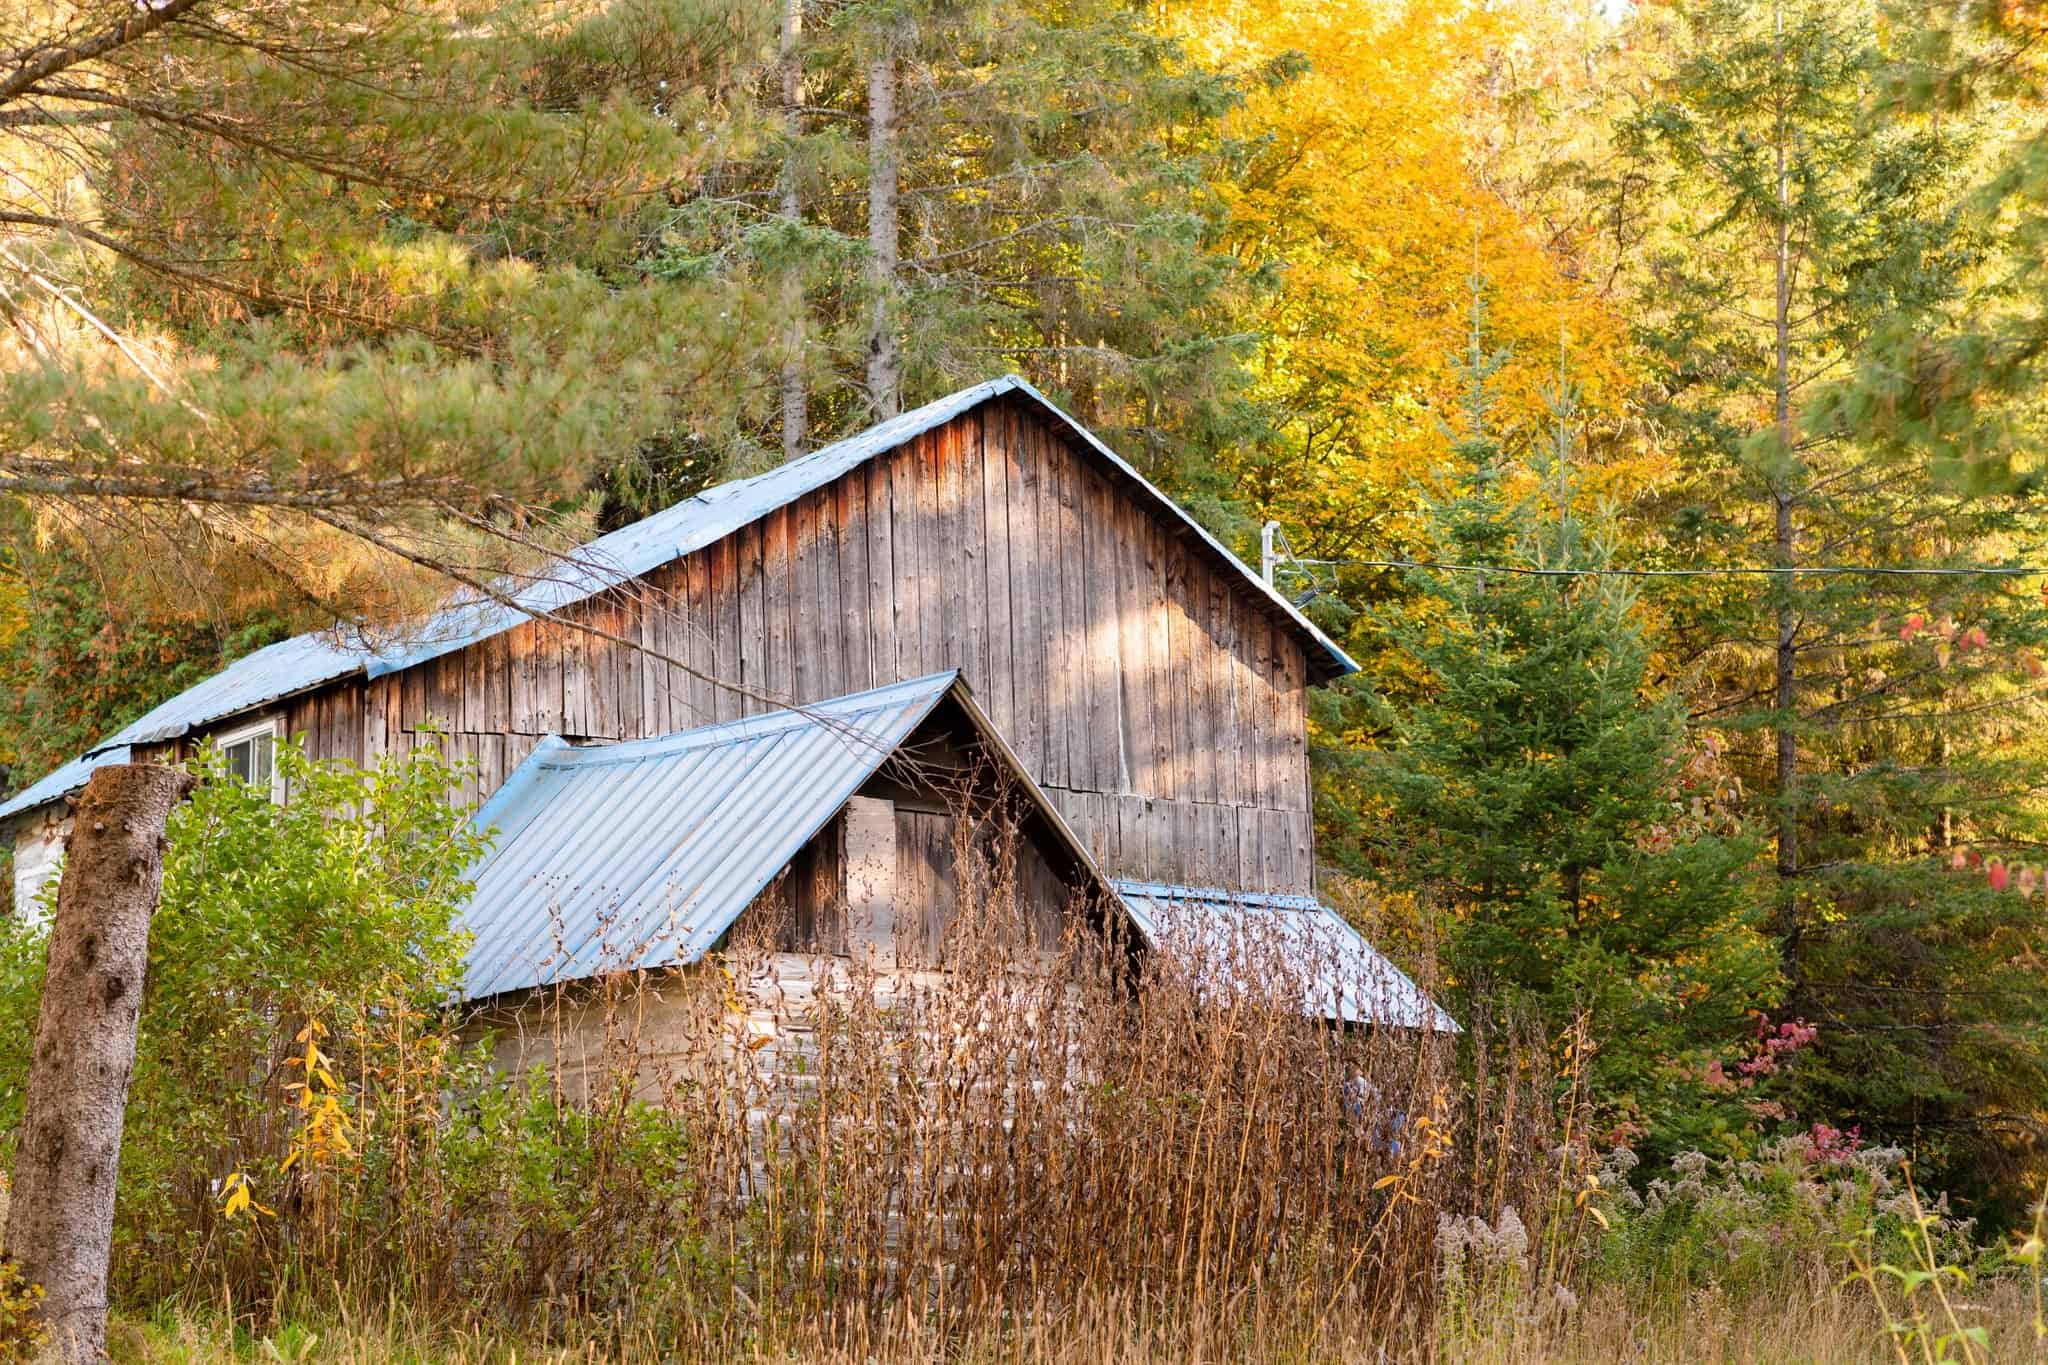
[1174,0,1655,557]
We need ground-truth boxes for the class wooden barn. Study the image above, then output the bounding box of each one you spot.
[0,376,1451,1038]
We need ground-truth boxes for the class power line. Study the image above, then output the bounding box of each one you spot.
[1295,558,2048,581]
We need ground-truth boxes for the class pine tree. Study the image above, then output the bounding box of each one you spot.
[1816,0,2048,482]
[679,0,1270,471]
[1366,287,1776,1151]
[1616,0,2048,1209]
[0,0,790,618]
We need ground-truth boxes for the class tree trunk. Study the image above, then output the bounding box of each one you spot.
[4,764,192,1364]
[1770,0,1800,976]
[777,0,807,460]
[865,34,901,420]
[1774,484,1797,955]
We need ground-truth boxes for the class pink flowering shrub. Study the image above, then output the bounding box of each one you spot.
[1681,1015,1824,1154]
[1736,1017,1819,1078]
[1805,1121,1863,1166]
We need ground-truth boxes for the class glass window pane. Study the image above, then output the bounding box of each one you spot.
[224,739,252,784]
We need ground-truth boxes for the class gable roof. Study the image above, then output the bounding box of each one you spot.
[455,671,1108,1001]
[0,375,1356,825]
[1113,881,1458,1031]
[456,672,1452,1034]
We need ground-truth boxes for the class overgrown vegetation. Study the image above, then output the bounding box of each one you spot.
[1362,298,1777,1163]
[10,0,2048,1356]
[3,750,2043,1360]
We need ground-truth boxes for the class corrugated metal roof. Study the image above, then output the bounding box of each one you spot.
[0,374,1356,825]
[95,632,380,748]
[1114,881,1458,1031]
[0,747,133,822]
[457,672,962,1001]
[0,629,387,822]
[365,373,1356,683]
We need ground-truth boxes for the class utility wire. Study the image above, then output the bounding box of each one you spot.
[1293,558,2047,581]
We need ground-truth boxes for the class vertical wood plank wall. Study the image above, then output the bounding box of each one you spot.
[282,396,1315,893]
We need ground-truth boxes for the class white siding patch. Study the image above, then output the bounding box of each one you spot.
[10,812,68,928]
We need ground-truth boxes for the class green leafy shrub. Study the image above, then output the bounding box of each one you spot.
[0,741,728,1329]
[0,741,485,1299]
[1589,1136,1978,1303]
[427,1061,709,1325]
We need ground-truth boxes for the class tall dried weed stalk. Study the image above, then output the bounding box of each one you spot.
[92,795,1587,1359]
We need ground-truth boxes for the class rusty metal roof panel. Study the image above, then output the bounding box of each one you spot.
[456,671,960,1001]
[1113,880,1458,1031]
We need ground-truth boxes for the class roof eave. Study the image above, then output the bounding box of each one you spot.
[0,372,1359,824]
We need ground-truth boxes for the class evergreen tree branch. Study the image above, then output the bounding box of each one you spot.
[0,106,120,127]
[0,0,208,108]
[0,461,465,511]
[0,210,464,340]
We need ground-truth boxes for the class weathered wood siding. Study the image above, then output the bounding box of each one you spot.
[279,396,1314,892]
[469,952,1086,1112]
[744,806,1071,967]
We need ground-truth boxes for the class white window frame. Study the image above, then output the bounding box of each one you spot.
[210,717,284,803]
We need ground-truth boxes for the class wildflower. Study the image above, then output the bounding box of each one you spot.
[1596,1145,1641,1185]
[1437,1212,1470,1273]
[1806,1122,1862,1166]
[1493,1206,1531,1264]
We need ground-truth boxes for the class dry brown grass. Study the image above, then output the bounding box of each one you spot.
[102,1277,2047,1364]
[92,801,2033,1364]
[458,817,1476,1358]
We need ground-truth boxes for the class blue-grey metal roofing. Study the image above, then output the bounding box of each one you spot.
[0,374,1356,825]
[456,672,962,1001]
[1114,881,1458,1032]
[0,747,133,823]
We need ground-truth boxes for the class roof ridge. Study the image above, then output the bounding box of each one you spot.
[525,671,964,768]
[1,374,1353,824]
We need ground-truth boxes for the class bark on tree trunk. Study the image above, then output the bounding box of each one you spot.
[4,764,192,1365]
[865,35,901,421]
[1770,0,1801,979]
[1774,485,1797,955]
[778,0,808,460]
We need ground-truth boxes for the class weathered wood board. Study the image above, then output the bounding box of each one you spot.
[247,395,1321,892]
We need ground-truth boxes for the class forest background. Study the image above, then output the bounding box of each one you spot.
[5,0,2048,1244]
